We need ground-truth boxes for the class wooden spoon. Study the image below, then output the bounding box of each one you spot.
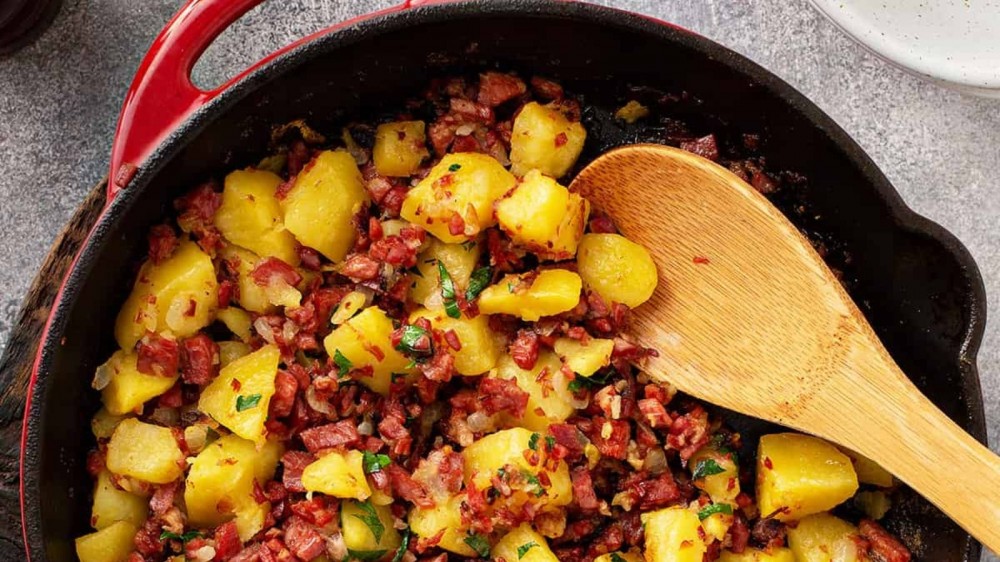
[570,144,1000,554]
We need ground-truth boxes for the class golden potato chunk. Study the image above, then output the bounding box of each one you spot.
[642,506,707,562]
[409,494,476,557]
[91,469,148,530]
[756,433,858,521]
[495,170,590,260]
[510,101,587,178]
[577,233,657,308]
[322,306,413,395]
[106,418,184,484]
[215,168,299,265]
[219,245,275,314]
[787,513,864,562]
[410,239,481,308]
[553,337,614,377]
[718,548,796,562]
[374,121,429,177]
[114,240,218,350]
[217,306,253,342]
[401,153,516,243]
[90,408,128,440]
[839,447,894,487]
[282,150,369,262]
[300,449,371,500]
[493,524,559,562]
[690,445,740,505]
[218,341,251,367]
[341,500,402,558]
[409,307,500,375]
[463,427,572,508]
[75,520,137,562]
[492,352,575,432]
[478,269,582,321]
[198,344,280,445]
[99,350,178,416]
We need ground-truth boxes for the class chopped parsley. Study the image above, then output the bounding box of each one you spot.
[697,502,733,520]
[507,281,516,293]
[528,432,541,451]
[333,349,353,378]
[159,530,202,543]
[465,266,492,301]
[517,542,539,559]
[362,450,392,474]
[352,500,385,543]
[438,262,461,319]
[522,471,546,497]
[235,393,262,412]
[395,324,433,357]
[566,369,611,393]
[347,549,389,561]
[449,163,462,172]
[464,533,491,558]
[610,554,628,562]
[545,435,556,451]
[691,458,726,480]
[391,528,411,562]
[461,239,476,251]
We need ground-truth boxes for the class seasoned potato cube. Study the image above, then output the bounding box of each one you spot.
[401,153,516,243]
[718,547,796,562]
[595,552,644,562]
[301,449,371,500]
[75,520,137,562]
[854,490,891,520]
[510,101,587,178]
[115,240,218,350]
[217,307,253,342]
[577,233,657,308]
[495,170,590,260]
[282,150,369,262]
[91,470,148,530]
[409,494,476,557]
[91,408,128,440]
[215,168,299,264]
[234,499,269,542]
[100,350,178,416]
[341,500,402,557]
[218,341,251,367]
[323,307,413,395]
[409,307,500,375]
[463,427,572,507]
[690,446,740,505]
[839,447,894,487]
[219,246,273,314]
[492,352,575,431]
[106,418,184,484]
[641,506,706,562]
[410,239,481,307]
[374,121,429,177]
[700,506,734,541]
[553,337,614,377]
[787,513,863,562]
[493,524,558,562]
[198,344,280,445]
[756,433,858,521]
[478,269,582,321]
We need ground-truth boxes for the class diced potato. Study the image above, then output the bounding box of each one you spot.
[409,307,500,375]
[91,470,148,530]
[553,337,614,377]
[106,418,184,484]
[495,170,590,260]
[114,240,219,349]
[689,446,740,505]
[839,447,894,488]
[374,121,429,177]
[219,245,273,314]
[218,341,251,367]
[215,168,299,264]
[409,494,476,557]
[301,449,371,500]
[510,101,587,178]
[577,233,657,308]
[462,427,572,508]
[217,307,253,342]
[701,508,733,541]
[491,352,575,431]
[341,500,402,556]
[322,307,413,395]
[401,153,516,243]
[75,520,137,562]
[234,499,269,542]
[787,513,863,562]
[478,269,582,321]
[493,524,558,562]
[641,506,706,562]
[595,552,644,562]
[756,433,858,521]
[615,100,650,124]
[185,434,282,533]
[854,490,891,520]
[330,291,369,325]
[282,150,369,262]
[91,408,128,440]
[410,238,481,307]
[718,547,796,562]
[198,344,280,444]
[100,350,178,416]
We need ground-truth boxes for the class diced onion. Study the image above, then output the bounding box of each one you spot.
[91,358,114,391]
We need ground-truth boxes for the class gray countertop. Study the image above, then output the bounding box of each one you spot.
[0,1,997,559]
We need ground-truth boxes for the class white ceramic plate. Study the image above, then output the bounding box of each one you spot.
[808,0,1000,97]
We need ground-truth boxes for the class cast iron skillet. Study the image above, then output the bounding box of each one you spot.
[0,0,987,560]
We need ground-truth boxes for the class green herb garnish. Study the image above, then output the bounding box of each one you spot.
[347,549,389,561]
[507,281,516,293]
[464,534,491,558]
[235,393,262,412]
[395,324,433,357]
[391,528,411,562]
[545,435,556,451]
[449,163,462,172]
[334,349,353,378]
[438,262,461,319]
[610,554,628,562]
[528,432,541,451]
[352,500,385,542]
[465,266,492,301]
[697,502,733,520]
[691,458,726,480]
[159,530,202,543]
[522,471,545,497]
[517,542,539,559]
[461,240,476,251]
[362,450,392,474]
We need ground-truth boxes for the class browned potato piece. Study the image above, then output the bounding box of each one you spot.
[374,121,429,177]
[495,170,590,260]
[510,101,587,178]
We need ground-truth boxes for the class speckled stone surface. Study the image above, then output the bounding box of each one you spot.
[0,1,996,558]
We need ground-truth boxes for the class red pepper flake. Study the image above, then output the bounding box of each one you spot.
[231,378,242,392]
[554,132,569,147]
[763,457,773,470]
[693,256,711,265]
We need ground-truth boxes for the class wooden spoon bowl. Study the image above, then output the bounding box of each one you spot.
[570,144,999,554]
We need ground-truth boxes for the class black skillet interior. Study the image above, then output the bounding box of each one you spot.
[24,2,987,561]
